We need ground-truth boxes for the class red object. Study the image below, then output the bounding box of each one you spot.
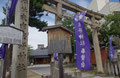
[91,48,108,65]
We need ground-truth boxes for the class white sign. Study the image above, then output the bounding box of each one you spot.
[0,26,23,45]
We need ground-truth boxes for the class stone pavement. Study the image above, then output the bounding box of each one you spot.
[28,64,115,78]
[65,70,114,78]
[27,70,42,78]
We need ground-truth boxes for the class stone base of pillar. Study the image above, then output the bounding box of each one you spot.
[74,70,81,78]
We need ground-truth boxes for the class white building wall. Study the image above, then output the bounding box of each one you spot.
[100,2,120,15]
[99,3,111,15]
[96,0,109,11]
[109,2,120,12]
[88,0,109,12]
[88,0,99,12]
[88,0,120,15]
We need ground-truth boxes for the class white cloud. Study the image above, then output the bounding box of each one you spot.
[28,27,48,49]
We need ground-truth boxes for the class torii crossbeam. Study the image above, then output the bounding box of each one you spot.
[45,0,104,20]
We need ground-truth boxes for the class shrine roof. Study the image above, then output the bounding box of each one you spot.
[42,24,74,35]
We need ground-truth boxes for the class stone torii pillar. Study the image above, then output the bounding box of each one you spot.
[91,16,104,73]
[11,0,29,78]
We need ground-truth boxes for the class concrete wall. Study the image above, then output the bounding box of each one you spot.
[99,3,111,15]
[100,2,120,15]
[88,0,109,12]
[88,0,120,15]
[109,2,120,12]
[96,0,109,11]
[88,0,98,12]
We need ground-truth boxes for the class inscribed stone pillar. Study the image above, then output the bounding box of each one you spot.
[11,0,29,78]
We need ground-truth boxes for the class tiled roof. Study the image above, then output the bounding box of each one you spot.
[30,49,49,56]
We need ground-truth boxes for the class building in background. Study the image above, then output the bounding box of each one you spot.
[88,0,120,15]
[29,44,51,64]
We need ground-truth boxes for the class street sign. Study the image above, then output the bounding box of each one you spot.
[0,26,23,45]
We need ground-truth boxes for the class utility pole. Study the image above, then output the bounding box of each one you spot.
[11,0,29,78]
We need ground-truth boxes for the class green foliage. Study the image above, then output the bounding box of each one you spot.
[99,12,120,46]
[1,0,48,30]
[29,0,48,31]
[27,45,33,59]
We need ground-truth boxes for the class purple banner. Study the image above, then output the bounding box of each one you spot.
[7,0,18,24]
[74,12,91,70]
[54,53,58,61]
[0,44,5,58]
[109,36,115,60]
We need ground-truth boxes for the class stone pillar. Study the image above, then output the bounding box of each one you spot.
[74,70,81,78]
[0,59,4,78]
[11,0,29,78]
[91,17,104,73]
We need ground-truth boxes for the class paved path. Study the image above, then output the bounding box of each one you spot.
[27,70,42,78]
[28,64,114,78]
[28,64,50,75]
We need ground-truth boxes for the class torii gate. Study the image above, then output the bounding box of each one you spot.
[43,0,104,74]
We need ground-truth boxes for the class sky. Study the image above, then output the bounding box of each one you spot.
[0,0,119,49]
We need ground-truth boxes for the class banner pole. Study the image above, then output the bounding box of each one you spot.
[72,15,77,71]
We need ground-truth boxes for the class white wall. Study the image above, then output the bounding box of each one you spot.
[88,0,98,12]
[96,0,109,11]
[88,0,120,15]
[109,2,120,12]
[99,3,111,15]
[88,0,109,12]
[100,2,120,15]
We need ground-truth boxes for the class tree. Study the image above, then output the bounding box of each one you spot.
[1,0,48,31]
[99,12,120,47]
[29,0,48,31]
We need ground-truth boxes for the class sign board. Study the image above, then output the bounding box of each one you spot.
[0,26,23,45]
